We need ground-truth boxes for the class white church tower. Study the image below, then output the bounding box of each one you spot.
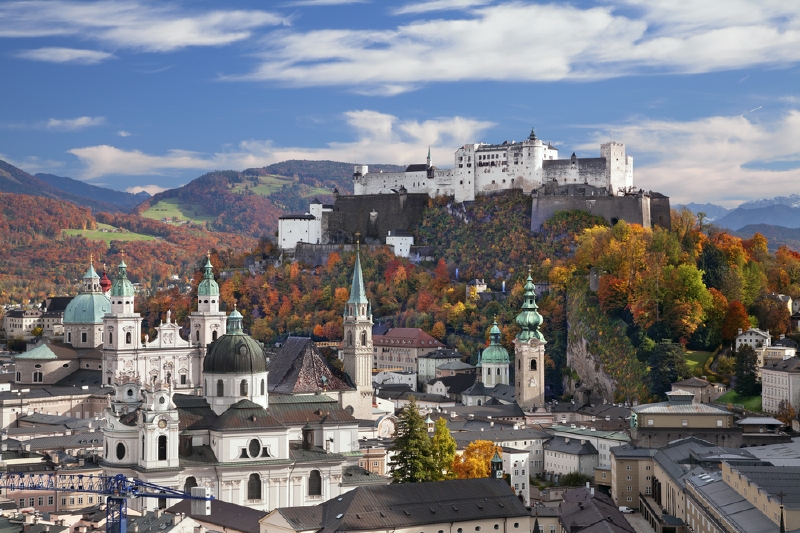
[189,254,227,351]
[341,249,374,419]
[103,260,144,385]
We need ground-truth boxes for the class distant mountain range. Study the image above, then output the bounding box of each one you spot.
[679,195,800,232]
[0,160,148,213]
[36,173,149,212]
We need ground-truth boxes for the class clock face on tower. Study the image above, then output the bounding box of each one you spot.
[158,418,167,429]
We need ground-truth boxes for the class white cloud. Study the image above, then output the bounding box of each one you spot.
[126,184,166,195]
[284,0,369,5]
[237,0,800,93]
[117,130,132,137]
[16,47,114,64]
[47,116,105,131]
[0,1,288,53]
[392,0,492,15]
[67,110,494,178]
[579,110,800,207]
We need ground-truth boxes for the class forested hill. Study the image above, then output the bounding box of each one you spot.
[0,192,255,304]
[132,161,405,238]
[36,173,149,212]
[0,160,121,213]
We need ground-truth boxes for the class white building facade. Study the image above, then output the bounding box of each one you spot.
[353,129,633,203]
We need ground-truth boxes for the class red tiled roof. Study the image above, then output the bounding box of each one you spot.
[373,328,444,348]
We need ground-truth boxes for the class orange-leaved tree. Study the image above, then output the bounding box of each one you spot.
[453,440,502,479]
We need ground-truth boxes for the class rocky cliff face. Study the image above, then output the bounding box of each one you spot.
[563,335,618,403]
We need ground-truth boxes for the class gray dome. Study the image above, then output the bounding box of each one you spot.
[203,311,267,374]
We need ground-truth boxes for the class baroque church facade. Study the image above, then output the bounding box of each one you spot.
[100,250,383,512]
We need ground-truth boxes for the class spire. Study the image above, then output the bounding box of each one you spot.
[481,319,509,364]
[528,127,537,141]
[198,253,220,297]
[111,258,135,297]
[515,271,545,343]
[347,249,368,305]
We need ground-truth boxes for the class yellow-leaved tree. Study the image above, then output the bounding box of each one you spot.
[453,440,502,479]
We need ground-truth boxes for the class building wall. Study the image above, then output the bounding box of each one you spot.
[610,456,654,507]
[762,368,800,413]
[385,234,413,257]
[631,427,742,448]
[530,194,664,232]
[278,217,320,249]
[322,193,429,245]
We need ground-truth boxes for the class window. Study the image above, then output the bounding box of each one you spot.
[18,499,24,508]
[627,486,632,492]
[184,477,198,493]
[158,435,167,461]
[89,497,94,504]
[647,419,654,426]
[248,439,261,458]
[126,332,132,344]
[29,498,35,506]
[717,419,723,427]
[627,497,632,502]
[196,330,200,341]
[309,470,322,496]
[212,331,218,341]
[38,497,43,506]
[109,333,113,344]
[261,379,265,395]
[361,331,367,346]
[81,332,87,343]
[116,442,126,460]
[48,496,54,506]
[78,497,83,505]
[240,380,248,396]
[626,465,632,470]
[32,371,43,383]
[15,372,20,382]
[180,374,187,385]
[248,473,261,500]
[217,380,224,397]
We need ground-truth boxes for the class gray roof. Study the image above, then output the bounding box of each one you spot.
[633,400,731,415]
[427,373,476,395]
[269,337,352,394]
[419,349,462,360]
[549,424,630,443]
[167,499,267,533]
[544,436,597,456]
[558,488,635,533]
[276,478,528,532]
[435,361,474,371]
[451,428,551,446]
[764,356,800,373]
[443,403,525,419]
[610,445,658,459]
[688,472,789,532]
[673,377,711,388]
[729,465,800,508]
[737,417,783,426]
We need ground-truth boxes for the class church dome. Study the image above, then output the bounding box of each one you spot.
[480,320,509,364]
[99,268,112,293]
[64,263,111,324]
[63,294,112,324]
[203,309,267,374]
[110,260,135,297]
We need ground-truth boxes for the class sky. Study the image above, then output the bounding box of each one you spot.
[2,0,800,206]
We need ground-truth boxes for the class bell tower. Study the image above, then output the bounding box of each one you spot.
[103,258,144,385]
[514,272,546,411]
[341,247,373,419]
[189,253,227,352]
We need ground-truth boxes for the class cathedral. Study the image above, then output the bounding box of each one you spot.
[100,249,384,512]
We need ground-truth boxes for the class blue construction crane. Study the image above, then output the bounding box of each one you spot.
[0,472,213,533]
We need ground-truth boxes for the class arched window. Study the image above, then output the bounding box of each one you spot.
[158,435,167,461]
[247,474,261,500]
[184,477,198,493]
[126,332,132,344]
[212,331,218,341]
[361,331,367,346]
[240,380,248,396]
[347,331,353,347]
[496,368,500,375]
[67,332,71,343]
[309,470,322,496]
[32,372,43,383]
[116,443,125,461]
[260,379,265,395]
[530,359,537,371]
[217,380,224,397]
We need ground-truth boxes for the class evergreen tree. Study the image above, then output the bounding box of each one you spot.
[734,344,760,396]
[648,342,691,397]
[430,418,456,480]
[389,397,435,483]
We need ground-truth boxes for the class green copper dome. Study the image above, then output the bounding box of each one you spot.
[110,260,135,297]
[481,320,509,364]
[64,261,111,324]
[198,255,219,297]
[515,274,545,343]
[203,308,267,374]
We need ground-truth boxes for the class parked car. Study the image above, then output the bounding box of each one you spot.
[619,506,635,514]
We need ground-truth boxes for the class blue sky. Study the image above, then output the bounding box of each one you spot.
[2,0,800,206]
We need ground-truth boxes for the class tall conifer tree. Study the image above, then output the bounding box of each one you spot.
[389,397,435,483]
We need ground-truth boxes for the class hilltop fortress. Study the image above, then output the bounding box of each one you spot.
[352,127,670,231]
[354,128,633,203]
